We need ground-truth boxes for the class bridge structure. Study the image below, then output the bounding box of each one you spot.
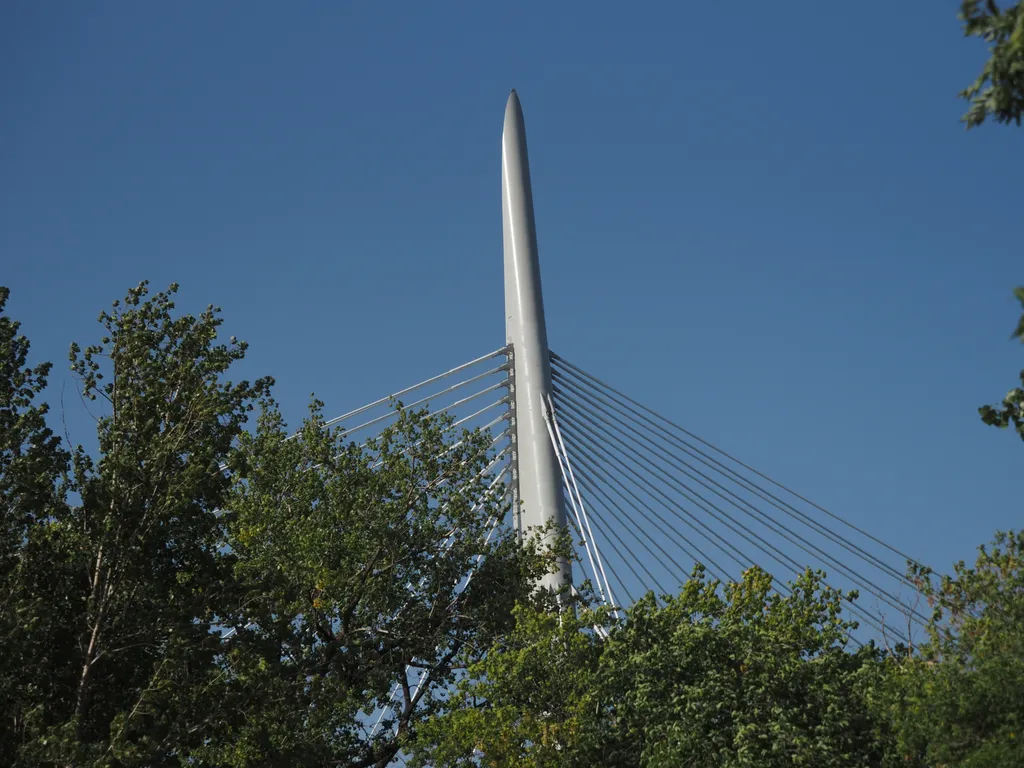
[296,92,929,738]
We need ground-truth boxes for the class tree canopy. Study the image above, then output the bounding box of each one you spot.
[0,283,561,766]
[979,287,1024,441]
[882,531,1024,766]
[413,568,901,768]
[959,1,1024,127]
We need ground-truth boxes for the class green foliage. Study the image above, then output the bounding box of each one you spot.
[416,566,896,768]
[979,287,1024,440]
[0,286,69,569]
[412,596,610,768]
[959,1,1024,127]
[5,281,273,764]
[0,282,556,766]
[883,531,1024,767]
[191,398,560,767]
[0,287,73,760]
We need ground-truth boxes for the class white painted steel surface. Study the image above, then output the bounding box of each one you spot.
[501,90,571,591]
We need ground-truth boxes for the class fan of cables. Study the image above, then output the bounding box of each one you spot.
[548,350,930,647]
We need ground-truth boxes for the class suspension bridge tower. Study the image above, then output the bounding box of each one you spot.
[502,90,572,592]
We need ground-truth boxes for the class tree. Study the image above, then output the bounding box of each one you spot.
[412,591,609,768]
[0,281,557,766]
[883,531,1024,766]
[58,282,273,763]
[186,396,559,767]
[0,286,72,759]
[961,0,1024,435]
[979,287,1024,441]
[416,567,899,768]
[1,282,272,765]
[0,287,69,578]
[959,0,1024,127]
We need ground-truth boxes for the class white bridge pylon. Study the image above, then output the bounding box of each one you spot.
[502,89,572,592]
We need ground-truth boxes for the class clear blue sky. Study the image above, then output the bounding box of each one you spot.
[1,2,1020,583]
